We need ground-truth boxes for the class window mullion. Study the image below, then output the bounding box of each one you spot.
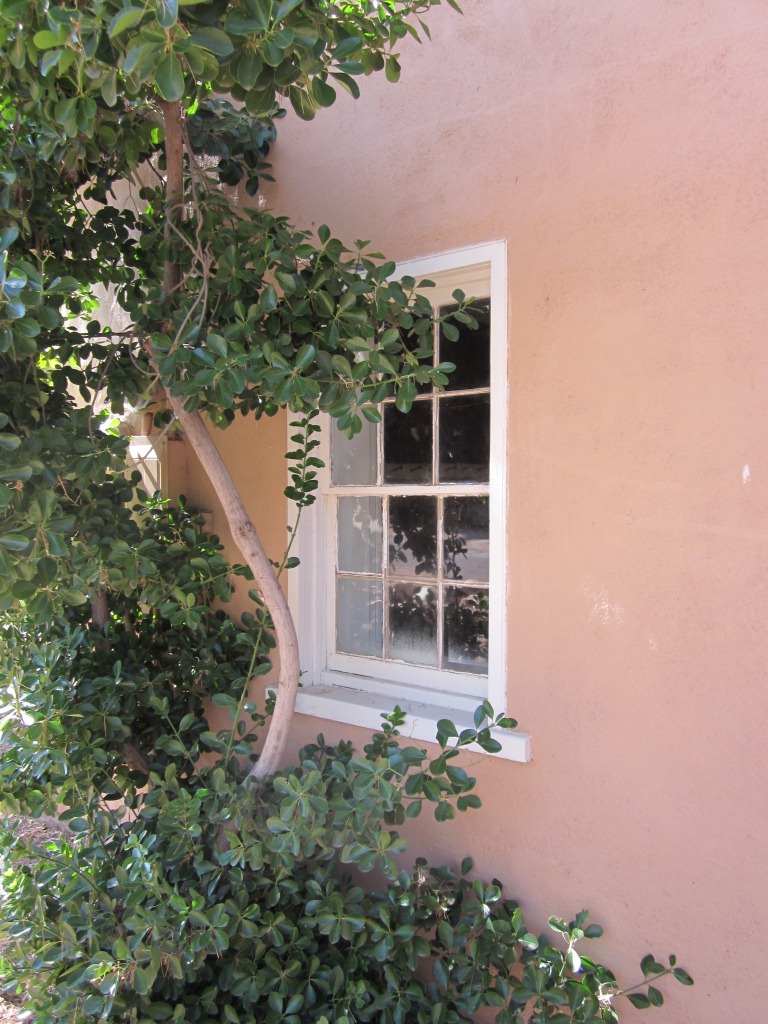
[382,494,390,661]
[436,494,445,670]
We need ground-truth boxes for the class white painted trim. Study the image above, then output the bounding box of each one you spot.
[293,683,531,763]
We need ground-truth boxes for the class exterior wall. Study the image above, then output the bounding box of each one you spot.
[182,2,767,1020]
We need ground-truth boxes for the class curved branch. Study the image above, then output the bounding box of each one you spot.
[166,397,299,782]
[158,99,184,296]
[160,99,297,784]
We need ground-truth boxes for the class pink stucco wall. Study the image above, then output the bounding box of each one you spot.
[180,1,767,1019]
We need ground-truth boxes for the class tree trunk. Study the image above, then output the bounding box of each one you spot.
[159,100,299,784]
[166,396,300,782]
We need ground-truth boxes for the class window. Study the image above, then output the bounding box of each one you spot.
[290,241,530,761]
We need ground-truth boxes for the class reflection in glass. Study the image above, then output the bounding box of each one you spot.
[337,577,383,657]
[443,496,489,582]
[331,418,377,484]
[438,394,490,483]
[443,587,489,674]
[388,584,437,666]
[383,400,432,483]
[388,496,437,577]
[338,497,382,574]
[438,299,490,391]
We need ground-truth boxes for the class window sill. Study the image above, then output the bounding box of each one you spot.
[293,680,532,763]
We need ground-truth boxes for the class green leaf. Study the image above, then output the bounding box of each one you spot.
[0,534,30,551]
[101,69,118,107]
[235,50,263,87]
[190,27,235,57]
[647,986,664,1007]
[332,36,363,60]
[311,77,336,108]
[565,948,582,973]
[32,30,64,49]
[40,49,62,76]
[206,333,228,358]
[627,994,651,1009]
[258,39,280,67]
[0,227,18,252]
[330,70,360,99]
[54,97,78,127]
[433,958,449,988]
[274,0,302,18]
[108,6,147,39]
[641,954,665,976]
[673,967,694,986]
[294,343,316,372]
[385,56,401,83]
[289,87,315,121]
[154,53,185,101]
[156,0,179,29]
[245,0,273,31]
[133,966,150,995]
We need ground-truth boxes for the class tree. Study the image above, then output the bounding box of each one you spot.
[0,4,693,1021]
[0,0,469,779]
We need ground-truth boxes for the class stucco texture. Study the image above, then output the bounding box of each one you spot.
[179,2,768,1020]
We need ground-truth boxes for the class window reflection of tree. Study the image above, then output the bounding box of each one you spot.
[443,510,469,580]
[388,497,437,576]
[389,584,437,664]
[444,496,489,582]
[445,588,489,668]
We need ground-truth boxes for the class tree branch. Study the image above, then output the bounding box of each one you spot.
[159,99,184,296]
[165,398,300,782]
[159,99,299,785]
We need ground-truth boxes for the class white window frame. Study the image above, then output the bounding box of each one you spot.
[288,241,531,761]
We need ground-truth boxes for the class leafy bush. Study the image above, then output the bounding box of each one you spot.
[0,511,692,1023]
[0,3,692,1019]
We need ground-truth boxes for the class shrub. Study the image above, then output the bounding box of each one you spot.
[0,504,690,1023]
[1,711,692,1023]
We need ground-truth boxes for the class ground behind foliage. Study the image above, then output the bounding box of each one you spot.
[1,815,75,1023]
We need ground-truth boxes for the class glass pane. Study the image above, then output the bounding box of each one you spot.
[383,400,433,483]
[337,577,383,657]
[438,298,490,391]
[438,394,490,483]
[443,496,489,582]
[331,417,377,484]
[338,497,382,574]
[388,583,437,666]
[388,496,437,577]
[443,587,489,674]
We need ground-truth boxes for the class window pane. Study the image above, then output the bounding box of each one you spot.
[443,496,489,582]
[438,394,490,482]
[337,577,383,657]
[388,496,437,577]
[331,418,377,484]
[439,298,490,391]
[338,497,382,574]
[443,587,489,674]
[388,583,437,666]
[383,400,433,483]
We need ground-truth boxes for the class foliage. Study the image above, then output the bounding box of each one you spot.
[1,686,691,1024]
[0,0,472,618]
[0,2,692,1022]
